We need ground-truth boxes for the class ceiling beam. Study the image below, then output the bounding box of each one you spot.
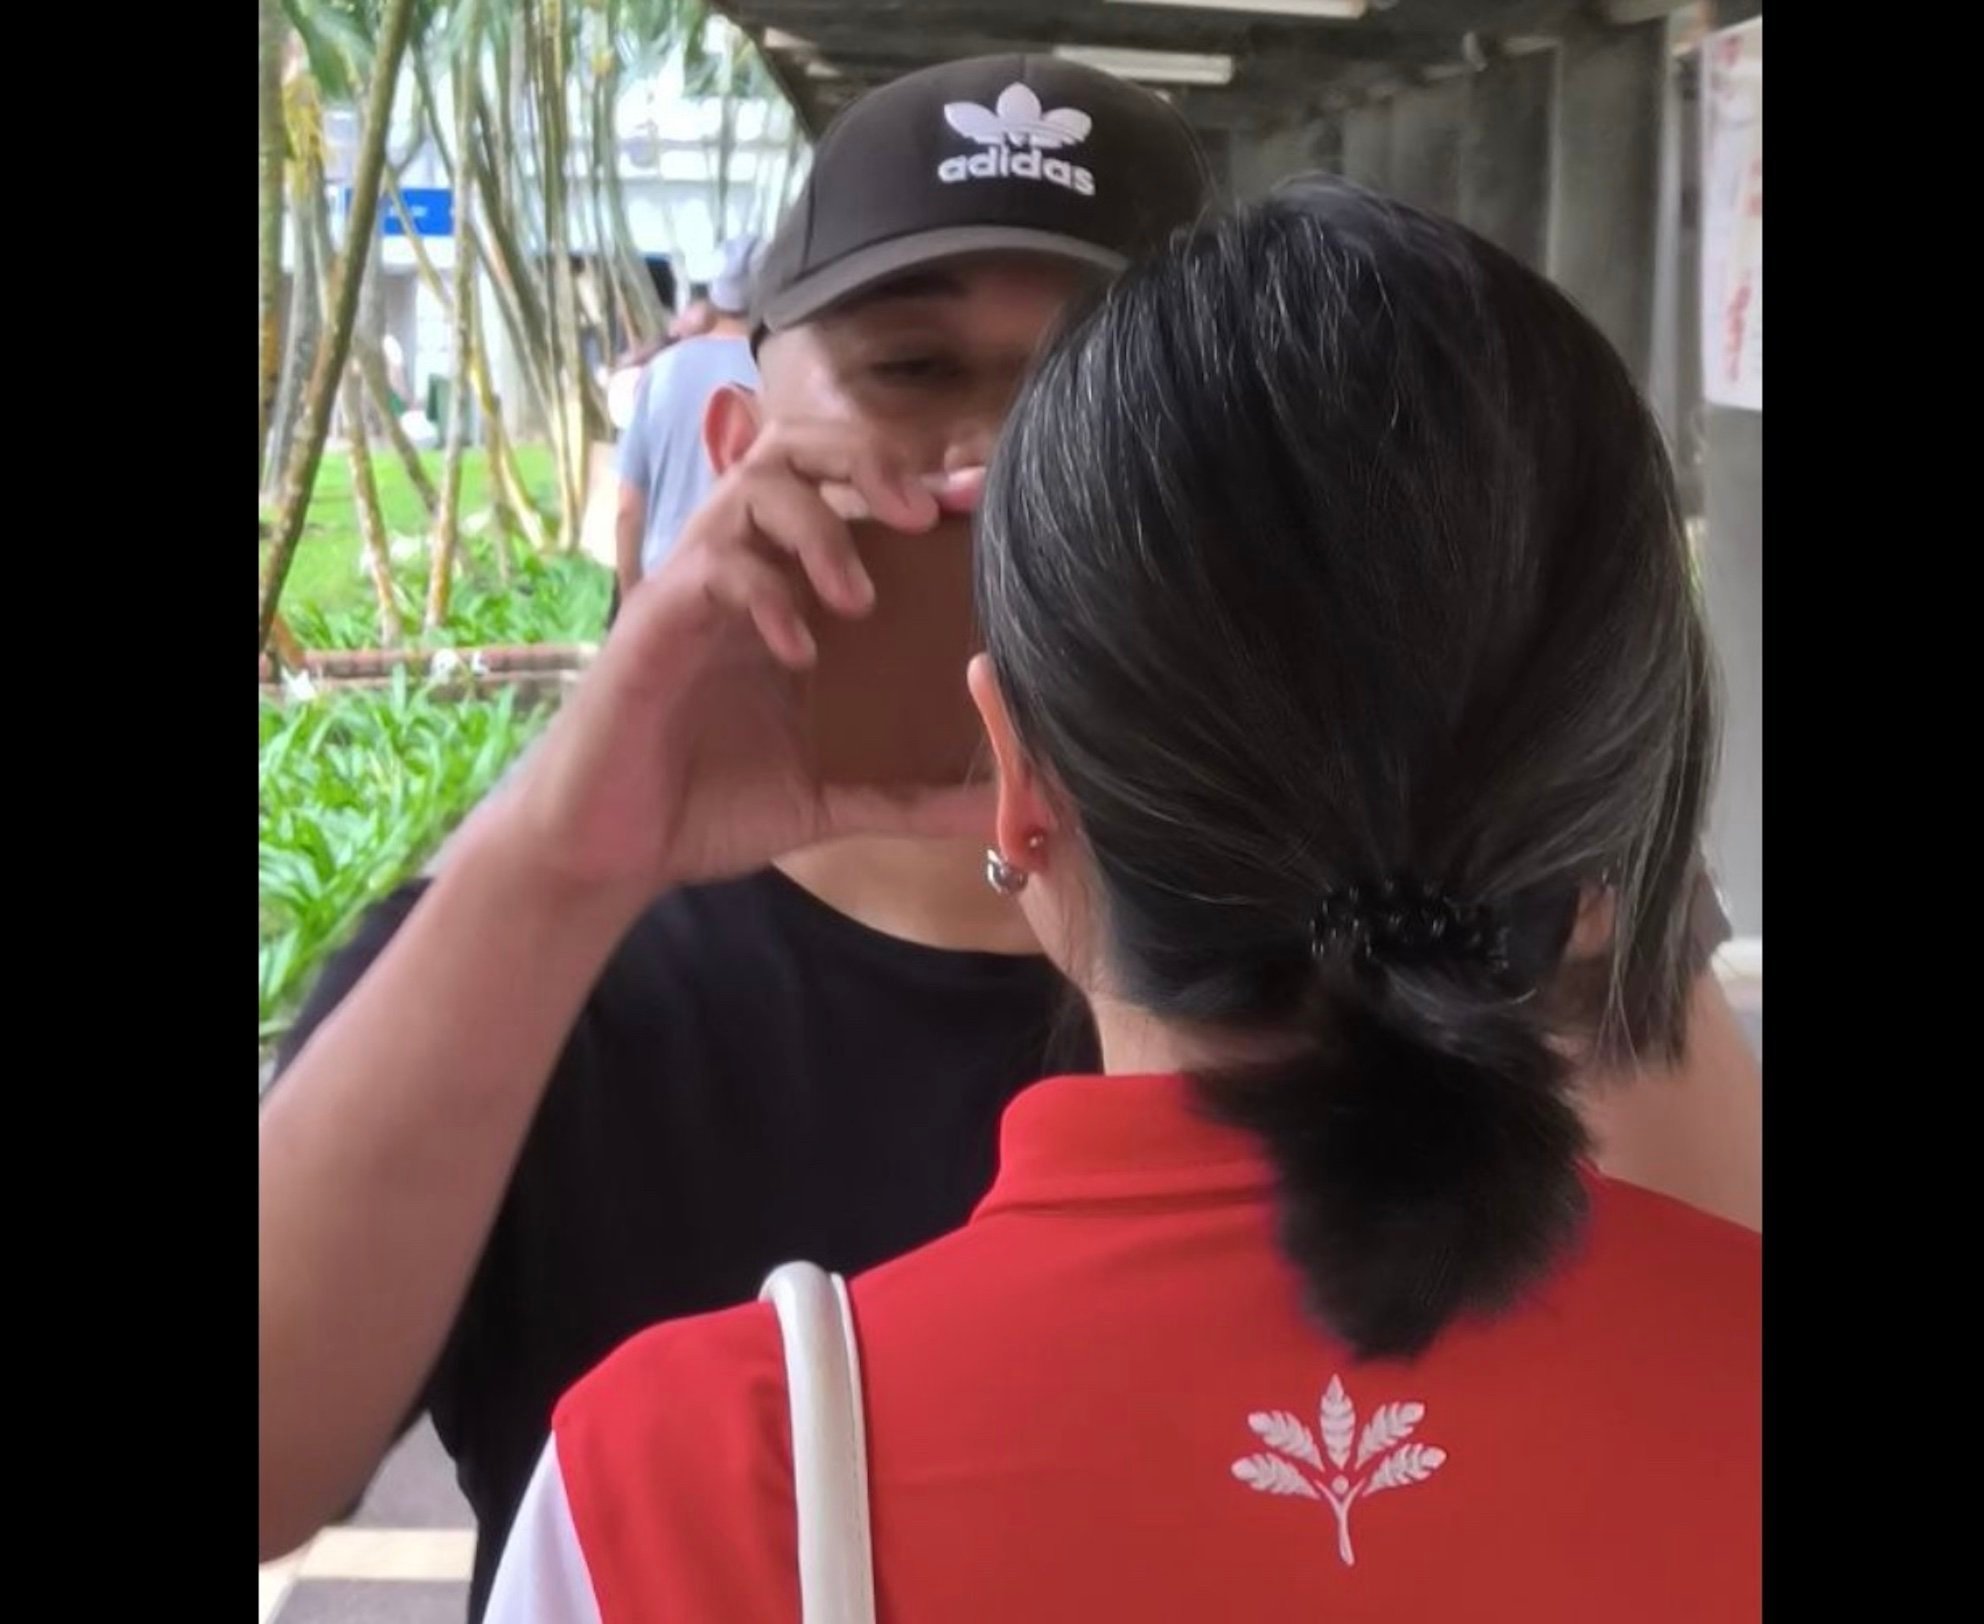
[731,0,1468,66]
[718,1,1599,142]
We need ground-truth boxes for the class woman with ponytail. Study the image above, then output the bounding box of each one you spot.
[487,179,1759,1622]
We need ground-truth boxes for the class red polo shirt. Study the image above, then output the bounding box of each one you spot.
[509,1073,1760,1621]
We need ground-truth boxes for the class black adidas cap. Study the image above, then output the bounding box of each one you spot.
[753,54,1213,340]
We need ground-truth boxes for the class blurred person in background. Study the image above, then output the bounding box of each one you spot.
[609,234,761,624]
[669,283,718,342]
[582,259,682,590]
[604,257,680,432]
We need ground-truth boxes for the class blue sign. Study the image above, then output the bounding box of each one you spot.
[344,186,454,238]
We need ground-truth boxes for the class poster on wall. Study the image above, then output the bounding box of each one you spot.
[1701,17,1762,411]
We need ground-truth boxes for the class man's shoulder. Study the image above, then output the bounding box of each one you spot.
[649,335,755,398]
[274,872,794,1075]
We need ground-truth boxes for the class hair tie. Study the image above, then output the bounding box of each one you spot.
[1309,877,1510,977]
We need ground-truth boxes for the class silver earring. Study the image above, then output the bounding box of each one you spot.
[984,847,1028,896]
[985,834,1045,897]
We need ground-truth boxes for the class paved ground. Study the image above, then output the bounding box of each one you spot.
[261,1004,1762,1623]
[261,1422,473,1624]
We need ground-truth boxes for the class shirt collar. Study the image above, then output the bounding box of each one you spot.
[973,1072,1275,1218]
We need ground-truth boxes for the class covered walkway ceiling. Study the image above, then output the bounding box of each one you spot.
[709,2,1690,138]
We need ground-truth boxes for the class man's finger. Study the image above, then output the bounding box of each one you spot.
[704,553,817,669]
[742,481,875,617]
[755,423,939,533]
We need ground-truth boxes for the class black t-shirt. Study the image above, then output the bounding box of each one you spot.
[275,868,1095,1621]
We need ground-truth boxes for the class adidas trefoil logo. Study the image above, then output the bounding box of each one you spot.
[939,83,1096,196]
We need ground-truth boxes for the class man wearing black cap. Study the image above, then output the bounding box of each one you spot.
[260,55,1213,1619]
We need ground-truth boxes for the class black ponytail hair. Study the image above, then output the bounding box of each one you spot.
[976,179,1716,1360]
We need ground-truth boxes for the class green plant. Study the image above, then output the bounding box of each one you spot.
[265,445,563,626]
[284,542,609,651]
[259,668,554,1051]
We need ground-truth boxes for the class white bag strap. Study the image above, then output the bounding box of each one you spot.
[760,1262,877,1624]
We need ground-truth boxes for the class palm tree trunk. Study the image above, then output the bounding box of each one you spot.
[264,155,322,505]
[467,83,558,441]
[386,179,454,305]
[468,290,553,561]
[258,0,287,486]
[585,70,627,352]
[342,363,404,648]
[428,0,487,630]
[357,331,439,514]
[259,0,423,653]
[407,41,558,538]
[602,78,664,341]
[268,610,307,673]
[316,171,439,523]
[584,7,652,355]
[525,0,587,552]
[314,183,405,648]
[397,85,554,566]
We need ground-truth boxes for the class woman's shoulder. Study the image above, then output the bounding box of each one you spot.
[551,1300,798,1622]
[1533,1175,1760,1396]
[555,1296,786,1461]
[1578,1173,1760,1309]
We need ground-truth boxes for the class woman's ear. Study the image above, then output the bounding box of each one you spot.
[967,654,1054,872]
[1566,883,1618,960]
[702,383,763,476]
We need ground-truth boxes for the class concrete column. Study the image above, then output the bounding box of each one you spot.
[1460,50,1552,270]
[1699,408,1762,935]
[1548,21,1667,383]
[1226,118,1339,201]
[1646,26,1701,511]
[1340,102,1393,192]
[1388,78,1468,218]
[1699,0,1763,937]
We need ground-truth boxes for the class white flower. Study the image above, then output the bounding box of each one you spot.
[282,670,320,703]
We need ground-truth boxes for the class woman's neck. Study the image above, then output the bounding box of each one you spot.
[1090,994,1294,1079]
[776,837,1043,956]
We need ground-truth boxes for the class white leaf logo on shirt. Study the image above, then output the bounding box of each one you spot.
[944,83,1092,150]
[1232,1376,1448,1567]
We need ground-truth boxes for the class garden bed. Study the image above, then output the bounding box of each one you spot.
[259,668,558,1060]
[260,447,604,1066]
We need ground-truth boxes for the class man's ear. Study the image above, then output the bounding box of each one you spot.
[703,383,762,476]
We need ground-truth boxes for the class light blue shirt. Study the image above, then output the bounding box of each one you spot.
[616,335,759,575]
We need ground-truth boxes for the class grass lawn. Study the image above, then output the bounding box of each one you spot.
[266,444,560,621]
